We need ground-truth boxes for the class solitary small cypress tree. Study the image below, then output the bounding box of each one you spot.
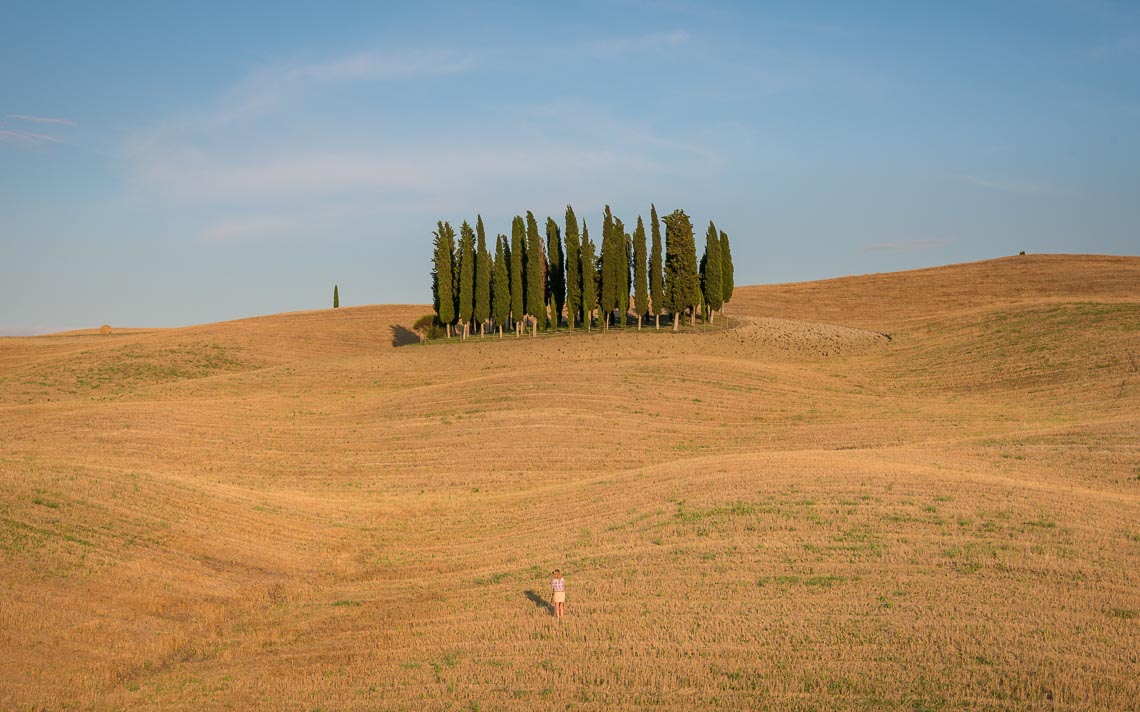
[457,221,476,339]
[649,204,664,329]
[720,230,734,312]
[491,234,510,338]
[510,216,525,336]
[525,211,546,336]
[474,216,491,336]
[663,209,700,329]
[333,284,339,309]
[546,217,564,330]
[580,222,598,331]
[700,220,723,324]
[633,216,648,329]
[564,205,581,333]
[432,221,456,337]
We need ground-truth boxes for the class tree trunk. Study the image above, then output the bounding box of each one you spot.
[655,313,660,330]
[637,314,642,330]
[690,309,696,327]
[673,312,680,331]
[531,316,537,338]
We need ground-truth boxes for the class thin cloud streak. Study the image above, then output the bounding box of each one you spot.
[864,239,949,252]
[954,174,1077,197]
[211,49,486,126]
[0,129,60,145]
[586,29,689,56]
[8,114,76,126]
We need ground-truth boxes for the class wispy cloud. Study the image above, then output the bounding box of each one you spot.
[7,114,76,126]
[587,30,689,57]
[210,48,485,126]
[864,239,949,253]
[0,128,60,146]
[954,174,1077,197]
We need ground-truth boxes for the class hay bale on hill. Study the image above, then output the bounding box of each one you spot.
[99,324,112,335]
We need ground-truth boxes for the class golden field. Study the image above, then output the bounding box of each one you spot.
[1,254,1138,710]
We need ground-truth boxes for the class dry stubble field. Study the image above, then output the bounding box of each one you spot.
[1,254,1138,710]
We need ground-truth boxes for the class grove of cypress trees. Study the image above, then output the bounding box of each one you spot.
[564,205,581,333]
[700,220,723,324]
[492,234,510,338]
[546,217,564,330]
[510,216,525,337]
[457,221,476,339]
[333,284,339,309]
[649,204,664,329]
[581,222,597,331]
[663,209,700,329]
[432,221,456,338]
[474,215,491,336]
[633,216,648,329]
[525,211,546,336]
[720,230,734,314]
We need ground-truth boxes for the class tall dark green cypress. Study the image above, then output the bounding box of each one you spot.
[616,217,629,328]
[649,204,664,329]
[633,216,648,329]
[546,217,564,330]
[599,206,615,330]
[700,220,723,324]
[457,221,476,338]
[525,211,546,336]
[720,230,734,313]
[564,206,581,333]
[432,221,456,338]
[333,284,339,309]
[474,216,491,336]
[663,209,700,329]
[510,216,525,336]
[580,222,597,331]
[492,234,510,338]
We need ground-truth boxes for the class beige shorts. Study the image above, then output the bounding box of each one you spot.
[553,591,566,603]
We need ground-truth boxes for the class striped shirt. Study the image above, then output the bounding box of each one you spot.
[551,577,565,592]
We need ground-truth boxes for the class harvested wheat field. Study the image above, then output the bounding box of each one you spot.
[1,254,1138,710]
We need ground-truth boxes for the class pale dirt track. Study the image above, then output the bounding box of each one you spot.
[0,255,1138,710]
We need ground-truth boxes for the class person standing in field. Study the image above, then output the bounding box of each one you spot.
[551,569,566,620]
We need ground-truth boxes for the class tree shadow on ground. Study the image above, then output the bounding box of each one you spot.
[524,590,554,614]
[389,325,420,347]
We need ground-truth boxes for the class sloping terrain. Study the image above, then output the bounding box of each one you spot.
[1,255,1137,710]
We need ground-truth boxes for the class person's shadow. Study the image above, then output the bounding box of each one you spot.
[524,589,554,614]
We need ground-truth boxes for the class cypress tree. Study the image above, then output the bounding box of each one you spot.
[615,217,629,328]
[492,234,510,338]
[510,216,525,337]
[546,217,564,330]
[599,206,616,330]
[432,221,456,338]
[474,216,491,336]
[663,209,700,329]
[649,204,664,329]
[564,205,581,333]
[720,230,734,313]
[580,222,597,331]
[333,284,339,309]
[525,211,546,337]
[633,216,648,330]
[457,221,476,339]
[700,220,723,324]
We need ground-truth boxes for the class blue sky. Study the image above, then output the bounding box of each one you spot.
[2,0,1138,334]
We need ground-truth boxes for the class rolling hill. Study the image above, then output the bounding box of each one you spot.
[1,254,1137,710]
